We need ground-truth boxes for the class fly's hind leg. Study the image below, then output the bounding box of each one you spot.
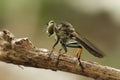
[66,41,83,60]
[76,47,82,61]
[76,47,84,70]
[66,41,84,70]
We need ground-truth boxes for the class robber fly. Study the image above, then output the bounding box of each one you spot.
[46,20,104,61]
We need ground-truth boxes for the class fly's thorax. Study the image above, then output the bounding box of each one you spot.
[54,21,76,42]
[57,23,75,31]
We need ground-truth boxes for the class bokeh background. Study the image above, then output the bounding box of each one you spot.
[0,0,120,80]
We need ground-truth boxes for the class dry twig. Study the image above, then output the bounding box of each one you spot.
[0,29,120,80]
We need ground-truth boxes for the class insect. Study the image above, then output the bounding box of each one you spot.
[46,20,104,62]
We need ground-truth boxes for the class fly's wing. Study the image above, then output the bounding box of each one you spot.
[72,32,105,58]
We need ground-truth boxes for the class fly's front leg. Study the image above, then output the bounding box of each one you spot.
[49,36,60,59]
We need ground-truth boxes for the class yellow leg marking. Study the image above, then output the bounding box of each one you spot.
[76,48,84,71]
[76,48,82,60]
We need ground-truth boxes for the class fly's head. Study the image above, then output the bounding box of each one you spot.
[46,20,56,37]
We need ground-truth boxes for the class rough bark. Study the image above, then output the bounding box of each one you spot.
[0,29,120,80]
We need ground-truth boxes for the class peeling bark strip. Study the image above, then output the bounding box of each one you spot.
[0,29,120,80]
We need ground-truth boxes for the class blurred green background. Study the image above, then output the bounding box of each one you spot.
[0,0,120,80]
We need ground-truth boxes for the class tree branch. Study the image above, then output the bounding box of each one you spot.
[0,29,120,80]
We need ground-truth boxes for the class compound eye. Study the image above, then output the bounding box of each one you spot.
[47,24,54,36]
[47,26,54,36]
